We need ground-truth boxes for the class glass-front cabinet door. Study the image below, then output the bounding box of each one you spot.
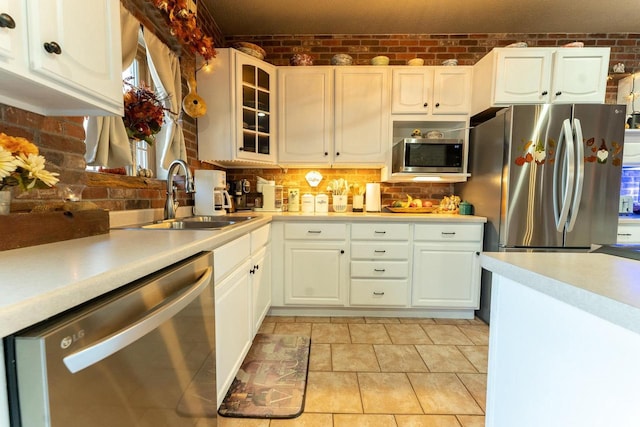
[236,55,276,163]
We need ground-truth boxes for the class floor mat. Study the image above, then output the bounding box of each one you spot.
[218,334,311,419]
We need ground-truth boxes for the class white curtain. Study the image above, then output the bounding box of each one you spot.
[143,29,186,173]
[84,5,140,167]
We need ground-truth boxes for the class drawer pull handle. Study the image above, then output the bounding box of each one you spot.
[441,232,456,236]
[373,291,385,296]
[44,41,62,55]
[374,250,386,253]
[307,230,322,234]
[618,233,632,236]
[0,13,16,29]
[374,268,386,272]
[374,231,386,234]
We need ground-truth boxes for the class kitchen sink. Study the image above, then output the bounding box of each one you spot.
[133,215,257,230]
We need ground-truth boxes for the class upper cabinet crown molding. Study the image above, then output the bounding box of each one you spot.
[0,0,123,116]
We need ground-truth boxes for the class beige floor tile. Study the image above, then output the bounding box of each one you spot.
[332,344,380,372]
[374,345,428,373]
[415,345,477,373]
[309,343,332,371]
[296,316,331,323]
[334,414,397,427]
[269,413,334,427]
[421,325,474,345]
[457,373,487,412]
[408,373,483,415]
[395,414,462,427]
[216,416,269,427]
[349,324,392,344]
[258,322,276,334]
[457,325,489,346]
[365,317,400,323]
[358,373,423,414]
[457,346,488,374]
[331,316,365,323]
[385,324,433,344]
[468,317,488,326]
[305,371,363,413]
[275,322,312,337]
[266,315,296,323]
[398,318,436,325]
[311,323,351,343]
[456,415,485,427]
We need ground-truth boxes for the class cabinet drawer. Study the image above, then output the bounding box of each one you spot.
[251,224,271,251]
[617,224,640,244]
[351,242,410,260]
[414,223,483,242]
[284,222,347,240]
[351,261,409,279]
[214,234,251,282]
[350,280,408,306]
[351,223,410,240]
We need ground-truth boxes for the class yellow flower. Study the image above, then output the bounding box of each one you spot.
[15,153,59,189]
[0,146,19,179]
[0,132,39,156]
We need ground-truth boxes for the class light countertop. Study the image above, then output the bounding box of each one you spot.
[480,252,640,335]
[0,211,485,337]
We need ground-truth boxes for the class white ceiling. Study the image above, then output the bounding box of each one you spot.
[203,0,640,35]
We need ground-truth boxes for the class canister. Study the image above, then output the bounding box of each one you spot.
[301,194,315,213]
[315,193,329,214]
[459,201,473,215]
[288,188,300,212]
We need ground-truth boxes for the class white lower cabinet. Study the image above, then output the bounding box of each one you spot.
[283,222,349,306]
[412,223,483,309]
[251,224,272,333]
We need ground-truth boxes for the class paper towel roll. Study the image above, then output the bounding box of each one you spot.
[365,183,381,212]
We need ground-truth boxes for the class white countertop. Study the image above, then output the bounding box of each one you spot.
[0,211,486,337]
[480,252,640,335]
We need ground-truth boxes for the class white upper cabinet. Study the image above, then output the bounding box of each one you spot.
[198,48,277,166]
[277,66,389,167]
[471,47,610,116]
[334,67,390,165]
[392,67,472,115]
[0,0,123,116]
[278,67,334,164]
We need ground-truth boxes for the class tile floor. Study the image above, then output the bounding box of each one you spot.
[217,316,489,427]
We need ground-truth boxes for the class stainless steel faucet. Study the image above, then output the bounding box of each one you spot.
[164,159,195,220]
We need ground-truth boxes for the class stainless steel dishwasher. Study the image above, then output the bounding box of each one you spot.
[4,251,217,427]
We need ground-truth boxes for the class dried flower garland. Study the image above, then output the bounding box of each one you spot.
[151,0,216,61]
[123,79,172,145]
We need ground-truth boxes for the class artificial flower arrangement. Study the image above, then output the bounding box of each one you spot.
[0,132,59,191]
[123,79,170,145]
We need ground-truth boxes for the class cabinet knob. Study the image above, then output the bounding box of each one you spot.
[435,103,440,108]
[249,268,255,274]
[324,152,328,156]
[423,102,428,108]
[541,91,548,96]
[0,13,16,29]
[340,250,345,254]
[254,264,259,270]
[43,41,62,55]
[555,91,562,96]
[336,152,340,156]
[238,147,244,151]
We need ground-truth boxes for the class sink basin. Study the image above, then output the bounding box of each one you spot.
[135,215,257,230]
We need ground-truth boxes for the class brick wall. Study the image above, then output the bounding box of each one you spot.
[225,33,640,103]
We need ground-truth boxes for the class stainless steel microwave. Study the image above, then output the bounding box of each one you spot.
[392,138,464,174]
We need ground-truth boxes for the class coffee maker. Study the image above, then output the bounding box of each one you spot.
[233,179,251,210]
[194,170,232,216]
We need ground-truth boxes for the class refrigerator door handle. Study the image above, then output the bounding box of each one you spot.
[566,118,585,232]
[552,119,575,232]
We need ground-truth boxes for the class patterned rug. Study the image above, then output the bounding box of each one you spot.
[218,334,311,419]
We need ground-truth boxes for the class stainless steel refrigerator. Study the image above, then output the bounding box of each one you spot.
[457,104,627,323]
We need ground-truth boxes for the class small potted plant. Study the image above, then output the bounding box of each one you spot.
[326,178,349,213]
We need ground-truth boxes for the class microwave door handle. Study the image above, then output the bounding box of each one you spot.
[566,118,585,232]
[63,266,213,374]
[552,119,575,232]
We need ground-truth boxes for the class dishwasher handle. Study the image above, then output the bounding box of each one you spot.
[63,266,213,374]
